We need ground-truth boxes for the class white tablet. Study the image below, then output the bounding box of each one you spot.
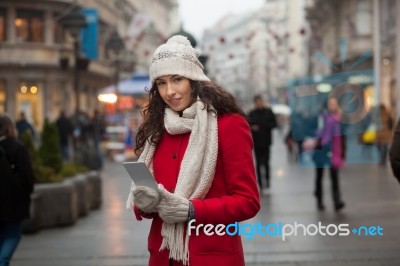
[122,161,159,190]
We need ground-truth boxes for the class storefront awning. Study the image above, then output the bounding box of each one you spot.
[100,71,151,96]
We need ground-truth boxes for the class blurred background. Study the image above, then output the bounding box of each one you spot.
[1,0,400,265]
[0,0,398,149]
[0,0,399,161]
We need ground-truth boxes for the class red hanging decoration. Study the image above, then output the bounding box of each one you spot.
[136,32,145,42]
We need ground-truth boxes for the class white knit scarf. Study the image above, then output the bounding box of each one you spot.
[126,99,218,265]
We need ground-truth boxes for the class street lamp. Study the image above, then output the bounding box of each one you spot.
[60,6,88,112]
[106,30,124,112]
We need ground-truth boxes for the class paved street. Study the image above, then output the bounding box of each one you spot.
[12,134,400,266]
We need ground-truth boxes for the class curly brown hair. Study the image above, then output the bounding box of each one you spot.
[0,113,17,139]
[135,80,246,154]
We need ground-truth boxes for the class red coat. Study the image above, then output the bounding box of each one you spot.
[134,114,260,266]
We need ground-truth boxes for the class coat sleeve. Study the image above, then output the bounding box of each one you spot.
[389,118,400,183]
[192,115,260,225]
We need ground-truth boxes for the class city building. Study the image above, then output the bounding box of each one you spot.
[376,0,398,115]
[305,0,374,75]
[202,12,255,109]
[126,0,179,72]
[305,0,400,117]
[0,0,178,131]
[255,0,309,103]
[202,0,309,109]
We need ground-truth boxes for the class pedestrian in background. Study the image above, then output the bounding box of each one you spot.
[90,110,106,151]
[248,95,277,191]
[126,35,260,266]
[124,116,139,160]
[312,96,346,212]
[284,127,296,161]
[0,114,35,266]
[15,112,35,140]
[290,110,306,162]
[56,110,73,160]
[389,117,400,183]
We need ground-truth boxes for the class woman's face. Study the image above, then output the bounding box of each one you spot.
[155,75,193,112]
[328,97,339,114]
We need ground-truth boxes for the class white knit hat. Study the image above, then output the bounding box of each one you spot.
[149,35,210,84]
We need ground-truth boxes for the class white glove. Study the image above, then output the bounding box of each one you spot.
[157,185,189,224]
[132,186,160,213]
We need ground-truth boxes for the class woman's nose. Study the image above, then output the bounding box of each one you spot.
[166,83,175,96]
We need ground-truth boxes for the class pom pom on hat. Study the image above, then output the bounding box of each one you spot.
[149,35,210,84]
[167,35,191,46]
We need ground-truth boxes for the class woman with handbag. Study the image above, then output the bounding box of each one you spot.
[312,96,346,212]
[125,35,260,266]
[0,114,35,266]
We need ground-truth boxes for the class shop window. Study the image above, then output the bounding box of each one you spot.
[53,12,64,44]
[0,81,5,113]
[17,82,43,131]
[0,8,6,42]
[50,81,64,118]
[54,21,64,44]
[15,9,44,42]
[356,0,371,36]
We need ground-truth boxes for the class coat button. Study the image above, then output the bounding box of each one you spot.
[172,153,177,159]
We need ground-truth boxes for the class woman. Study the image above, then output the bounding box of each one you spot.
[0,114,35,266]
[126,35,260,266]
[312,97,346,212]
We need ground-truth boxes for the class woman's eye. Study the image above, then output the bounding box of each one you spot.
[174,77,182,82]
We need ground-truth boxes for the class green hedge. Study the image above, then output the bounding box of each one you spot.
[21,119,88,183]
[60,163,89,178]
[35,165,63,183]
[39,118,63,173]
